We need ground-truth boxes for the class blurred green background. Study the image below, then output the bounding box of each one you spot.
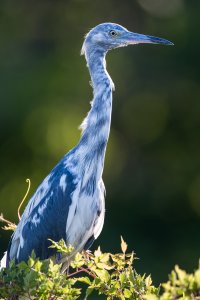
[0,0,199,285]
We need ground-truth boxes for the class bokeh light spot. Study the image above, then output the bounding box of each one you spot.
[23,104,82,158]
[137,0,184,18]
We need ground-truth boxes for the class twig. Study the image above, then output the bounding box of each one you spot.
[0,178,31,231]
[79,266,96,278]
[17,178,31,220]
[0,213,16,231]
[67,268,85,278]
[67,266,96,279]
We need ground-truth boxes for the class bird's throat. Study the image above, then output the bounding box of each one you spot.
[77,51,113,183]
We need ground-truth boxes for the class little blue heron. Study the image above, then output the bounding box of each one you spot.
[1,23,173,271]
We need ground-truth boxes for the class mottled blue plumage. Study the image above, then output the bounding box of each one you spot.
[19,167,75,261]
[1,22,172,271]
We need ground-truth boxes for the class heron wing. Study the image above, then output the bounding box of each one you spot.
[8,161,77,263]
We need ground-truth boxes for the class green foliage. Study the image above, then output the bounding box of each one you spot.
[145,263,200,300]
[0,239,199,300]
[160,263,200,300]
[0,250,80,300]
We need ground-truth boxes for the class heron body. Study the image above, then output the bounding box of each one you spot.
[1,23,172,270]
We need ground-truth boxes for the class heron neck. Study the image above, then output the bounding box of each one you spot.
[87,49,114,91]
[76,50,113,184]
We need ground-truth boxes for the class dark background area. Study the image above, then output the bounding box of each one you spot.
[0,0,199,287]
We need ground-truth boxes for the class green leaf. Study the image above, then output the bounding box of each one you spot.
[121,236,128,254]
[194,269,200,286]
[85,286,94,299]
[120,272,126,284]
[175,265,187,282]
[48,239,74,254]
[100,253,110,263]
[124,288,132,298]
[94,247,102,257]
[77,277,91,285]
[28,256,35,268]
[145,275,152,287]
[93,268,110,282]
[34,260,43,272]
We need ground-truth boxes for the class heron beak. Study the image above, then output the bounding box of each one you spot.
[126,32,174,46]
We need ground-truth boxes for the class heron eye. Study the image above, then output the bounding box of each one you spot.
[109,30,118,37]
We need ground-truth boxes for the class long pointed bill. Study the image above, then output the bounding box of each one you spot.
[126,32,174,46]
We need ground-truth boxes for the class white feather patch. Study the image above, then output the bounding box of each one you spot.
[0,252,7,269]
[59,174,67,192]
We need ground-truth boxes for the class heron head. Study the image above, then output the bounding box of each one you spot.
[81,23,173,56]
